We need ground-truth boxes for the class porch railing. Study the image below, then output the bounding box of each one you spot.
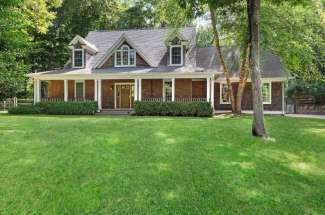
[41,97,64,102]
[142,97,165,102]
[141,97,206,103]
[175,97,206,102]
[41,97,90,102]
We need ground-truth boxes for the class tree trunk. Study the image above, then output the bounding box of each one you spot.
[247,0,267,138]
[209,6,236,112]
[235,43,250,114]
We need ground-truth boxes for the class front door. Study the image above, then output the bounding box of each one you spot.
[115,84,134,109]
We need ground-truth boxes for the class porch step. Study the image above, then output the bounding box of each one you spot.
[97,109,133,115]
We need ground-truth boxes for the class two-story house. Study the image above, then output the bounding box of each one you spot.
[27,27,287,113]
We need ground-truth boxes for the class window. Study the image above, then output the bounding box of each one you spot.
[75,81,85,98]
[262,82,272,104]
[40,81,49,99]
[73,49,84,68]
[115,45,136,67]
[170,45,183,66]
[220,83,230,104]
[163,79,172,101]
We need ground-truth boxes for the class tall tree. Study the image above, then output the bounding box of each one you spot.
[195,0,325,113]
[209,6,236,112]
[247,0,267,137]
[174,0,238,112]
[0,0,61,100]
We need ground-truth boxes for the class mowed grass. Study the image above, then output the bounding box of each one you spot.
[0,114,324,215]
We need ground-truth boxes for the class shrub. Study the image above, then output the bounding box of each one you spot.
[134,101,213,117]
[8,101,98,115]
[37,101,97,115]
[8,106,42,114]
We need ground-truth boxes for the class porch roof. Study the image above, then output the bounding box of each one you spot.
[27,66,220,80]
[27,66,221,77]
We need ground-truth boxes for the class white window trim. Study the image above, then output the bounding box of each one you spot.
[169,45,183,66]
[262,82,272,104]
[72,48,84,68]
[163,79,172,101]
[218,82,272,105]
[114,45,136,67]
[74,80,85,99]
[220,82,230,104]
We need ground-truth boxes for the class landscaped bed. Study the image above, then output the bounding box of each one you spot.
[0,113,324,214]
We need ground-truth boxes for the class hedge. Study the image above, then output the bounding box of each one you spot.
[8,106,42,114]
[134,101,213,117]
[37,101,97,115]
[8,101,97,115]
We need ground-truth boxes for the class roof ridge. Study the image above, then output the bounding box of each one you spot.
[88,26,195,33]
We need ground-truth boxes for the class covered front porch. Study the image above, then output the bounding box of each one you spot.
[32,74,216,111]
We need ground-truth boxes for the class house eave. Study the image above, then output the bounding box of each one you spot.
[69,35,98,53]
[27,70,221,80]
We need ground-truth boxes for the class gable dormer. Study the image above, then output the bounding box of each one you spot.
[165,32,189,67]
[97,34,152,69]
[169,37,184,66]
[69,35,98,69]
[114,43,136,67]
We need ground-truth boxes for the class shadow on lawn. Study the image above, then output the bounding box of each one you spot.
[95,124,325,214]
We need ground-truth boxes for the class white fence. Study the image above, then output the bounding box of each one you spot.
[0,98,33,110]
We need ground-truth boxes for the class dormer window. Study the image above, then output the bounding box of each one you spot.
[170,45,183,66]
[72,49,84,68]
[115,45,136,67]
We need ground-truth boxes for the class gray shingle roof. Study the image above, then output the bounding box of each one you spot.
[196,47,287,78]
[85,27,196,68]
[33,27,286,79]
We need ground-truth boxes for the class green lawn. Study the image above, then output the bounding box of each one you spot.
[0,114,324,214]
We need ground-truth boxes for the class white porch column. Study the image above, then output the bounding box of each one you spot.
[98,79,102,110]
[206,77,211,102]
[33,79,37,104]
[210,77,215,108]
[134,79,138,101]
[172,78,175,101]
[64,80,68,102]
[138,78,142,101]
[36,79,41,103]
[94,79,98,101]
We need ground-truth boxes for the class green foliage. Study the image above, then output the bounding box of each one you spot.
[261,1,325,81]
[196,26,214,47]
[287,80,325,103]
[154,0,192,27]
[0,0,62,100]
[194,0,325,81]
[134,101,213,117]
[8,105,42,114]
[114,1,157,29]
[37,101,97,115]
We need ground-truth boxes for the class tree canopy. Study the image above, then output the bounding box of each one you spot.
[0,0,61,100]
